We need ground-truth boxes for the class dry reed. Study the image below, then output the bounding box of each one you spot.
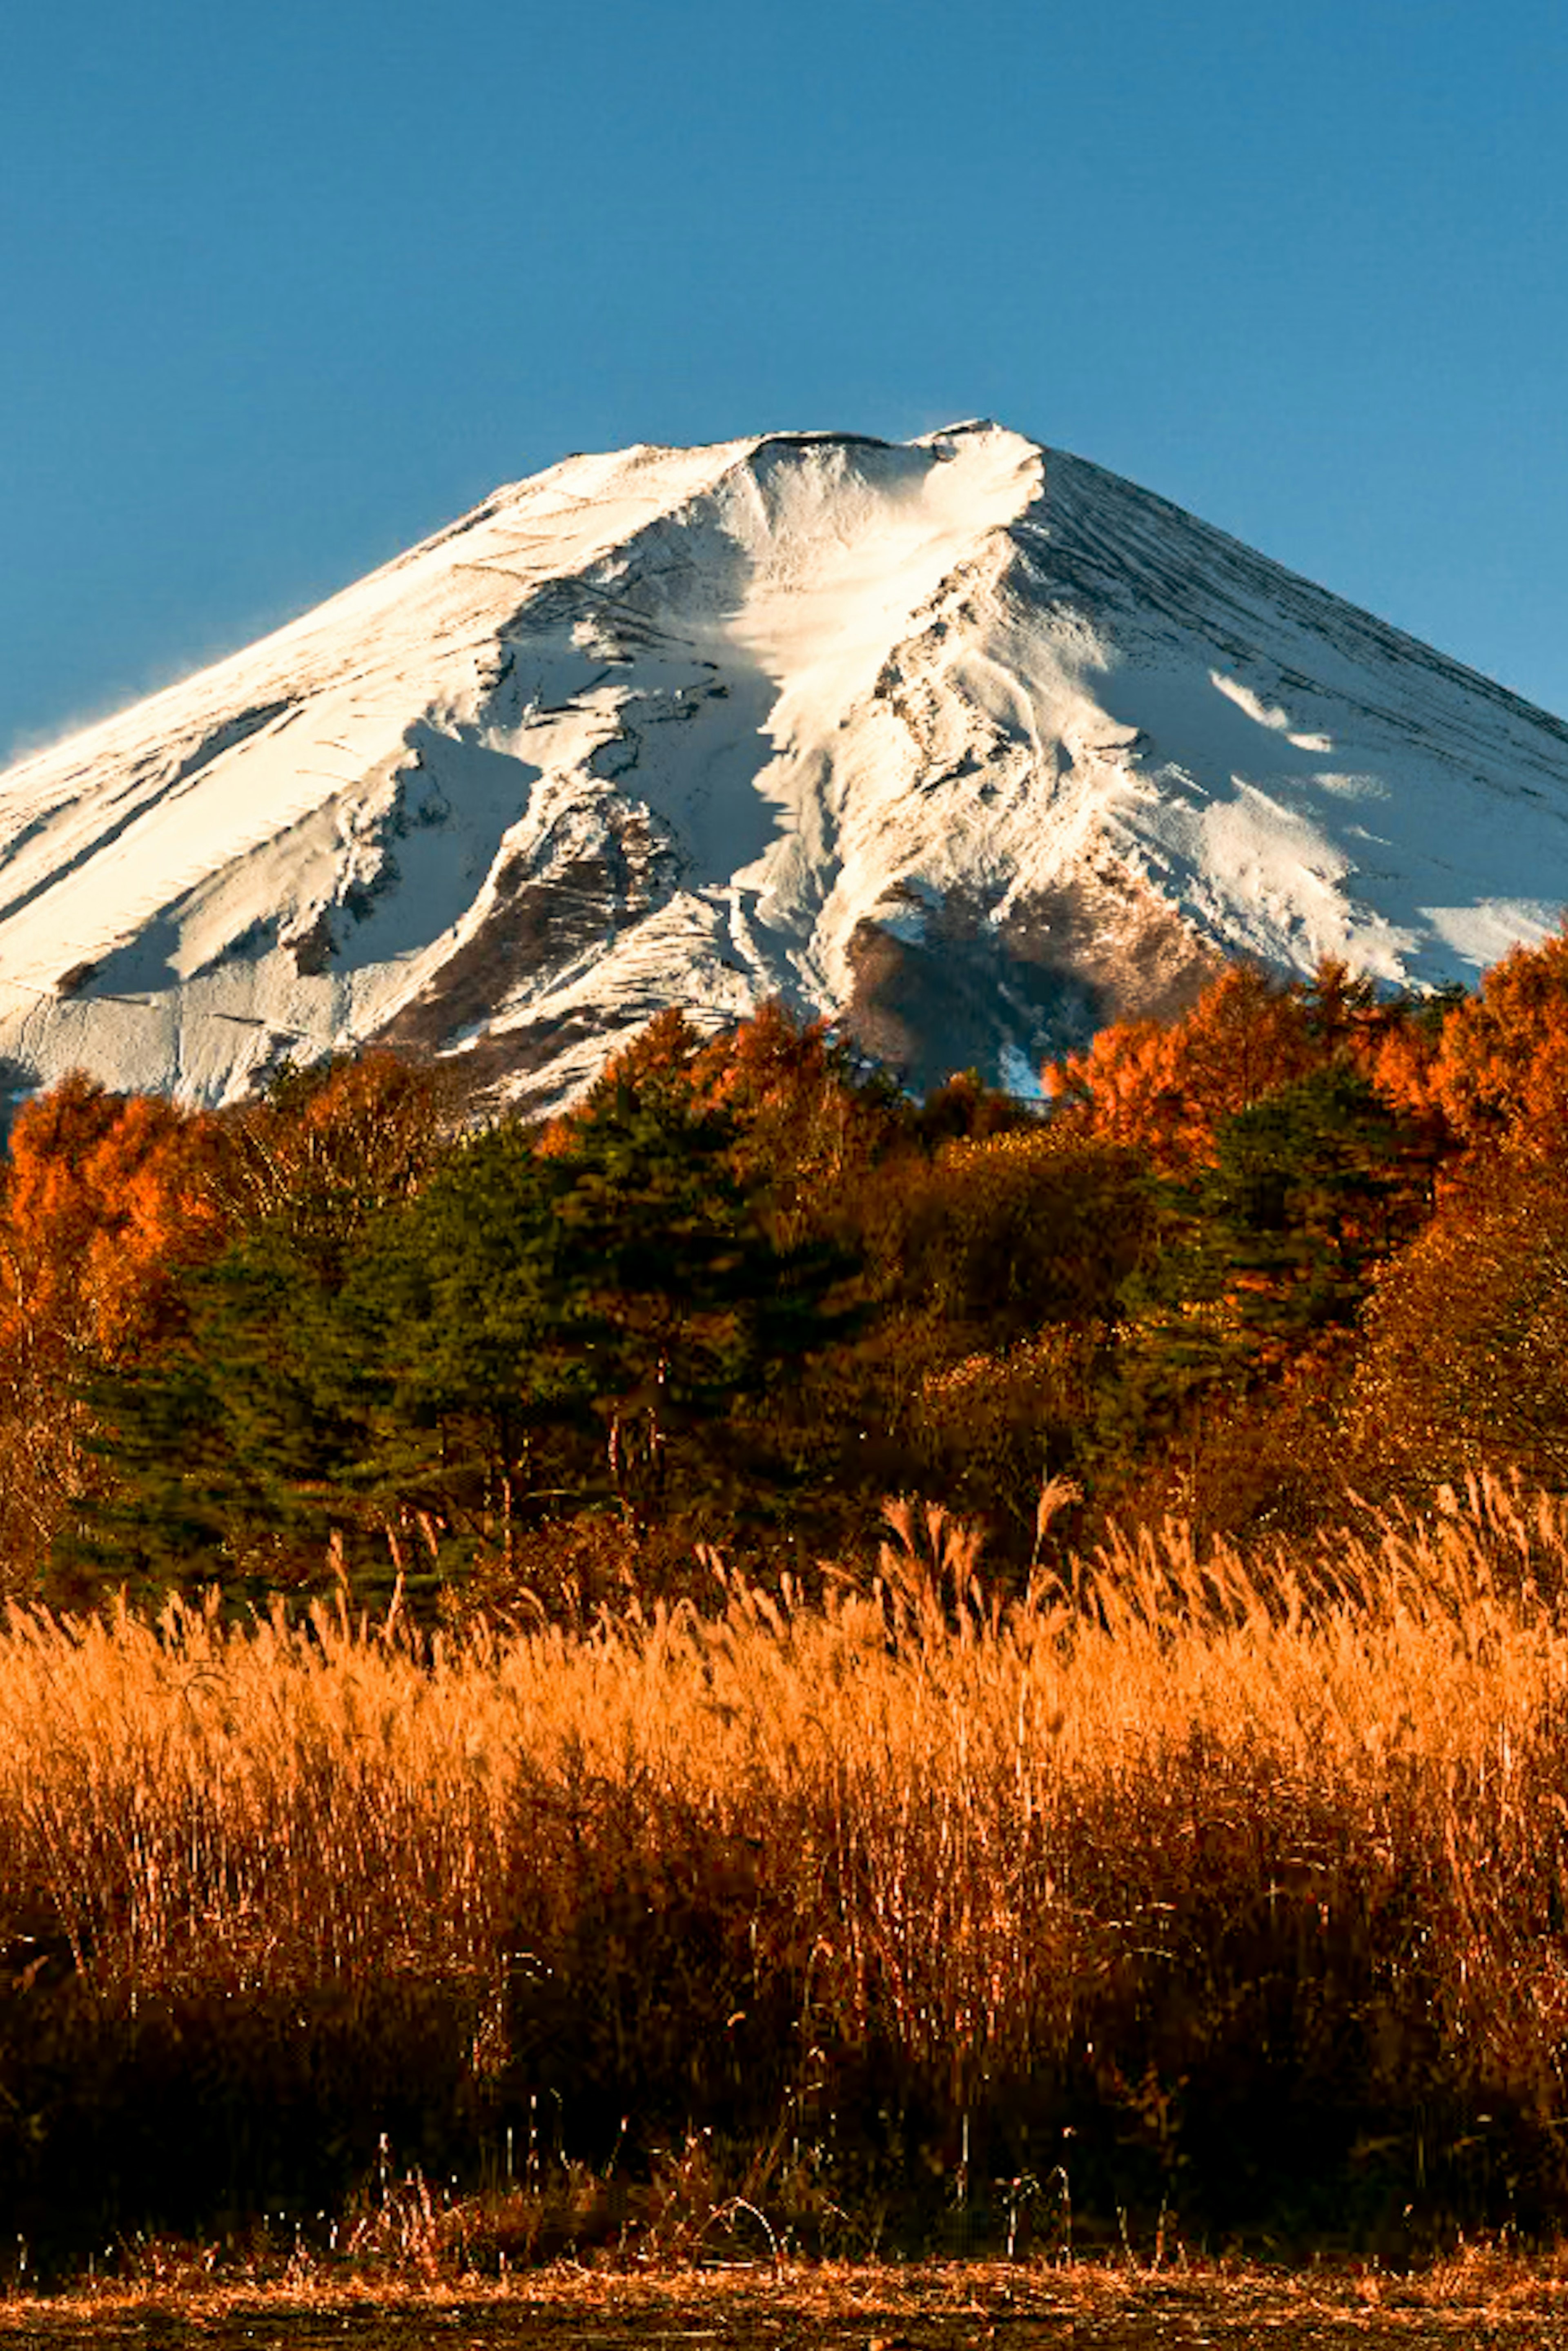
[5,1471,1568,2263]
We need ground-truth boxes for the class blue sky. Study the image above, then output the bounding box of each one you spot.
[4,0,1565,759]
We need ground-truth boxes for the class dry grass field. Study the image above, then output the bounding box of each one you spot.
[10,2255,1568,2348]
[5,1473,1568,2275]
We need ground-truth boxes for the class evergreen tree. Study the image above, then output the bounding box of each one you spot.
[1104,1065,1423,1455]
[336,1120,600,1549]
[68,1029,858,1598]
[543,1059,858,1520]
[60,1052,446,1601]
[68,1224,368,1599]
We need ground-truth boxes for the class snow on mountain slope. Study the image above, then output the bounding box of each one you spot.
[2,421,1567,1111]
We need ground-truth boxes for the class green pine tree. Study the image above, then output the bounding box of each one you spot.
[1102,1063,1423,1456]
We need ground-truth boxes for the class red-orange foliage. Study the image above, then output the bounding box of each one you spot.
[1423,921,1568,1153]
[0,1071,228,1371]
[1359,1015,1442,1123]
[0,1049,440,1420]
[693,1000,902,1217]
[1044,964,1327,1174]
[694,998,838,1119]
[1045,958,1448,1177]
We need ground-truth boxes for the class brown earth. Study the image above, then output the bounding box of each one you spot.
[6,2262,1568,2349]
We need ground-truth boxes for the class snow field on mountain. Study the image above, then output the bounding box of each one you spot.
[0,422,1565,1109]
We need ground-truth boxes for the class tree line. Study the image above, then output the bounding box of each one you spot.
[7,924,1568,1611]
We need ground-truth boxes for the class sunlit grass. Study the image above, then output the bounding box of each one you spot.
[5,1471,1568,2262]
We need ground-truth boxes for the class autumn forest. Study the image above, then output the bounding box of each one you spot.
[6,929,1568,1612]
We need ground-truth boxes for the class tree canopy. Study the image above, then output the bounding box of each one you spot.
[9,933,1568,1609]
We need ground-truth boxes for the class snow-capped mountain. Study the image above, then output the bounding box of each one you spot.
[3,421,1567,1111]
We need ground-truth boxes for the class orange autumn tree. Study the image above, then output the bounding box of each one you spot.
[1333,925,1568,1493]
[1422,920,1568,1154]
[210,1049,446,1256]
[1044,963,1330,1175]
[1044,958,1445,1177]
[0,1072,229,1372]
[1040,961,1452,1507]
[0,1073,230,1586]
[692,999,908,1239]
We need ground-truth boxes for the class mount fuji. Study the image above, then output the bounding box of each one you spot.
[3,422,1567,1112]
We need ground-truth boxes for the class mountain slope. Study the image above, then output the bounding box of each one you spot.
[2,422,1567,1109]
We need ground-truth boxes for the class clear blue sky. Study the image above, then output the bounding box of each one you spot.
[4,0,1565,760]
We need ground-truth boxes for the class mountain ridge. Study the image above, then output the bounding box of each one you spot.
[1,421,1565,1111]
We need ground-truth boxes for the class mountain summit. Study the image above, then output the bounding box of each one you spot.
[3,423,1568,1109]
